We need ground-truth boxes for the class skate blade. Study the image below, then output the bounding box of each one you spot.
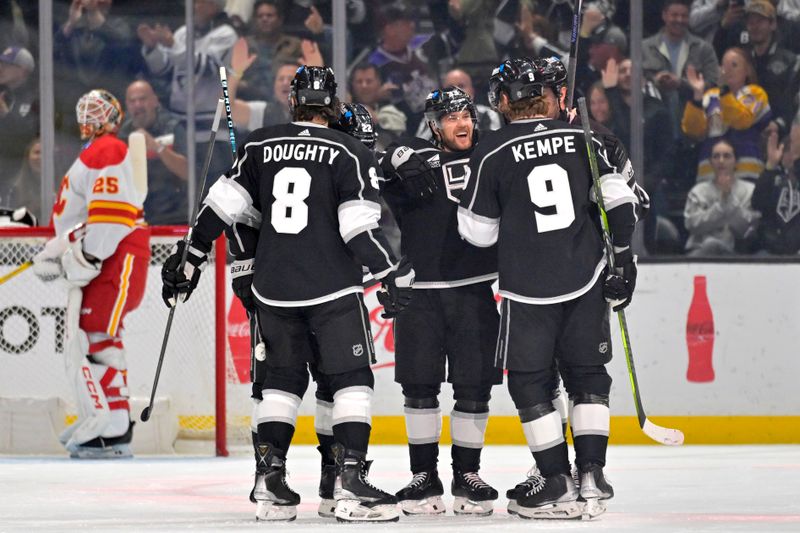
[400,495,446,515]
[334,500,400,522]
[580,497,607,520]
[318,498,336,518]
[69,444,132,459]
[453,496,494,516]
[507,500,520,516]
[515,500,582,520]
[255,501,297,522]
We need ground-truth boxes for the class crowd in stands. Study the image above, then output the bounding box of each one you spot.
[2,0,800,257]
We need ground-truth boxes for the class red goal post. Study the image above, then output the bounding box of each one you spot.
[0,226,250,456]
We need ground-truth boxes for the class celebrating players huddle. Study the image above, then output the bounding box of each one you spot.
[160,57,643,523]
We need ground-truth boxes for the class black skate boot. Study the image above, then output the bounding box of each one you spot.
[395,470,445,515]
[505,464,541,515]
[515,472,581,520]
[251,444,300,522]
[451,468,498,516]
[318,446,337,518]
[577,463,614,519]
[333,447,399,523]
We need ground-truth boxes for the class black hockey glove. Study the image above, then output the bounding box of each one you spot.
[230,258,256,312]
[376,257,415,319]
[603,249,637,312]
[161,240,207,308]
[383,146,438,200]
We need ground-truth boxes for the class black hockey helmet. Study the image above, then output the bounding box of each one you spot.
[538,56,568,94]
[333,102,377,150]
[289,65,337,111]
[424,86,478,148]
[487,57,554,110]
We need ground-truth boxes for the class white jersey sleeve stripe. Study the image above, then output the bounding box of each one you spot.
[457,206,499,247]
[338,200,382,243]
[204,178,251,225]
[590,172,638,212]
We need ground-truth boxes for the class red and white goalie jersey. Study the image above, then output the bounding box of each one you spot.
[53,133,149,258]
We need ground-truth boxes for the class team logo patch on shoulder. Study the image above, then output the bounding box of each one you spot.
[534,123,547,132]
[298,129,311,136]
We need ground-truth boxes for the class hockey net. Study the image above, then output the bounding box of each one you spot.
[0,226,253,455]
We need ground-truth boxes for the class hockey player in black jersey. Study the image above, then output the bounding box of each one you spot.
[226,101,381,520]
[458,58,639,520]
[162,66,411,523]
[380,86,502,516]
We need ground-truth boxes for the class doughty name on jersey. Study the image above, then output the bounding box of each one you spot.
[262,142,341,164]
[511,134,576,163]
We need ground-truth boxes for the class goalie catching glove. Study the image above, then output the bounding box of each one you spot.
[376,257,415,318]
[161,240,207,307]
[603,248,637,312]
[32,225,101,286]
[381,145,438,200]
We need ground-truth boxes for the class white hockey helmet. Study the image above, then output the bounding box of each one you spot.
[76,89,124,140]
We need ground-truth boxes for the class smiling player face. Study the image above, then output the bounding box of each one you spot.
[438,110,474,152]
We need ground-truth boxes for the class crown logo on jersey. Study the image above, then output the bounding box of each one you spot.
[298,129,311,136]
[534,123,547,132]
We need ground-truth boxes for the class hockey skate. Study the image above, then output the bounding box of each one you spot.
[451,469,498,516]
[318,461,337,517]
[514,472,581,520]
[396,470,445,515]
[251,444,300,522]
[334,451,399,523]
[67,421,134,459]
[577,463,614,520]
[505,464,541,515]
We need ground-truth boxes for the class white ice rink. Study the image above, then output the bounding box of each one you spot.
[2,445,799,532]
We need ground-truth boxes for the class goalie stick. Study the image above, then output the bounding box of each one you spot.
[577,97,684,446]
[141,99,225,422]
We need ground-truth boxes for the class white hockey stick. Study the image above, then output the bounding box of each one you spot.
[577,97,684,446]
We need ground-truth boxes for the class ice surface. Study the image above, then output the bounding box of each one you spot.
[1,445,799,532]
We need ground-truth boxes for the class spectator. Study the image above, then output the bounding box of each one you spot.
[751,124,800,254]
[54,0,141,138]
[682,47,772,182]
[138,0,237,193]
[744,0,800,138]
[236,0,303,102]
[413,67,501,139]
[0,46,38,189]
[0,137,40,216]
[684,138,759,255]
[447,0,498,86]
[587,81,613,127]
[689,0,731,41]
[118,80,189,226]
[642,0,720,141]
[575,0,628,98]
[348,62,407,150]
[368,1,438,134]
[513,3,568,63]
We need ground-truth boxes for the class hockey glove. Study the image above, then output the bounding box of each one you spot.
[161,240,207,308]
[603,249,637,312]
[383,145,438,200]
[32,236,68,282]
[230,258,256,312]
[377,257,415,319]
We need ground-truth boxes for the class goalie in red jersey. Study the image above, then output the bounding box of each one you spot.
[32,89,151,458]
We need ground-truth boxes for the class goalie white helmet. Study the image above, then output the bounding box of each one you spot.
[76,89,124,140]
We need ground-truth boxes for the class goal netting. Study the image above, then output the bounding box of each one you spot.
[0,226,252,455]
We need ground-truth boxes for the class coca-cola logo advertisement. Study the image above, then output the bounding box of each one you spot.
[225,284,397,383]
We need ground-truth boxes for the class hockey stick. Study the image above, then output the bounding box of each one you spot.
[565,0,583,110]
[219,66,237,154]
[577,97,684,446]
[141,99,225,422]
[0,261,31,286]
